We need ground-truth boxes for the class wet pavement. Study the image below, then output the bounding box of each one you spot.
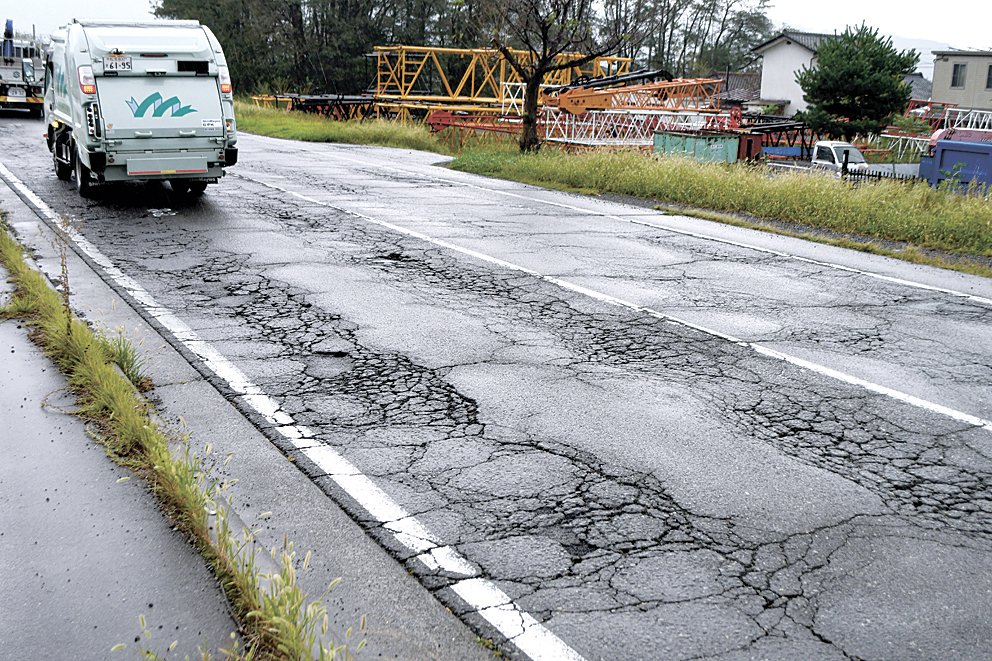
[2,113,991,660]
[0,280,237,658]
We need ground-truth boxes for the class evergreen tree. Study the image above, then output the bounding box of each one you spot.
[796,24,918,141]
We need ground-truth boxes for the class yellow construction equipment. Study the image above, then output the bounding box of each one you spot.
[373,45,631,111]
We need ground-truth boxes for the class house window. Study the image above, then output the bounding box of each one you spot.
[951,63,967,88]
[987,64,992,89]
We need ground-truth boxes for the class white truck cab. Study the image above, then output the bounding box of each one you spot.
[44,19,237,197]
[810,141,870,174]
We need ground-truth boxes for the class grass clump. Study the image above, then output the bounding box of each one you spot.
[97,329,152,391]
[0,217,359,660]
[235,100,448,154]
[450,149,992,258]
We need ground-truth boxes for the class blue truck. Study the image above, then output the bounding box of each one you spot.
[919,139,992,193]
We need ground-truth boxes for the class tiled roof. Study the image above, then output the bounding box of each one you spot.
[752,30,838,55]
[903,73,932,100]
[719,87,763,104]
[707,71,760,91]
[706,70,761,104]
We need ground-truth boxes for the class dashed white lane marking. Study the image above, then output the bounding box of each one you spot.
[234,168,992,433]
[0,163,585,661]
[246,136,992,308]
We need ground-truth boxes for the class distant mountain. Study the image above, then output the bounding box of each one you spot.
[891,37,954,79]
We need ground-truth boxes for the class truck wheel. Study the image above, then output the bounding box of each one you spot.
[170,180,190,194]
[75,152,95,198]
[54,152,72,182]
[188,181,207,195]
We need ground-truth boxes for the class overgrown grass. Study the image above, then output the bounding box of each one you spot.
[450,149,992,258]
[235,105,992,271]
[0,218,359,660]
[235,100,447,154]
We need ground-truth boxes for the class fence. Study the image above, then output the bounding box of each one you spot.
[842,167,920,185]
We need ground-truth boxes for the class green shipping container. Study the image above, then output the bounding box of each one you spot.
[653,131,740,163]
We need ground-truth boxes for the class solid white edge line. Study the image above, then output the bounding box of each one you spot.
[0,163,587,661]
[453,579,586,661]
[259,138,992,308]
[235,169,992,434]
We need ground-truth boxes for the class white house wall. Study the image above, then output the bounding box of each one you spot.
[760,42,816,115]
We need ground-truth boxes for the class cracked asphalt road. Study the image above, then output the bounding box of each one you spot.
[4,114,992,660]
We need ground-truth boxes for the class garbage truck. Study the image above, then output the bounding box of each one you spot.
[1,20,44,117]
[44,19,237,196]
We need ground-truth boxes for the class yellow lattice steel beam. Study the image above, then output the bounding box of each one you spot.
[373,45,631,106]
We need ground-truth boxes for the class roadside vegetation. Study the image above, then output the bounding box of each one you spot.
[235,101,445,153]
[238,109,992,275]
[0,214,360,660]
[449,149,992,259]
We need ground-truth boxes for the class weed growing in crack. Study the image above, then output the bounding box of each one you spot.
[98,327,152,391]
[52,213,75,339]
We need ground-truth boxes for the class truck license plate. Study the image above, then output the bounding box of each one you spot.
[7,87,25,97]
[103,55,132,71]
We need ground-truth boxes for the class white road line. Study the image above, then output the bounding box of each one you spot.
[234,169,992,433]
[249,136,992,307]
[0,163,586,661]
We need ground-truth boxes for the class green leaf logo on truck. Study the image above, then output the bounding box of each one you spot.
[126,92,197,118]
[56,69,69,97]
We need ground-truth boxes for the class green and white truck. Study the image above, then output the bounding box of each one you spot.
[44,19,238,197]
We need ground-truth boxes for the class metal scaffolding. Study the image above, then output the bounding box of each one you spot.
[542,109,731,146]
[553,78,723,115]
[876,133,930,159]
[946,107,992,131]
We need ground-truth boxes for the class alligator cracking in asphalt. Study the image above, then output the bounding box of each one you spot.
[13,153,992,657]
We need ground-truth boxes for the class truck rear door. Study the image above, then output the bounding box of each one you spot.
[98,76,223,141]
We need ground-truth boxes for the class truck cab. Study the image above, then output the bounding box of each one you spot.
[44,19,237,197]
[810,141,870,174]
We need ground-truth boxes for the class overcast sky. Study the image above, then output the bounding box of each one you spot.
[11,0,989,75]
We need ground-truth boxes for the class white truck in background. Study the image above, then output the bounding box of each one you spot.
[809,140,871,175]
[1,19,44,117]
[44,19,238,197]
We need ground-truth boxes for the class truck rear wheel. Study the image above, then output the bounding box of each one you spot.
[75,152,95,198]
[170,180,190,194]
[188,181,207,195]
[54,151,72,181]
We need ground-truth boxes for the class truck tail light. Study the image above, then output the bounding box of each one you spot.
[218,65,232,94]
[85,103,102,138]
[78,65,96,94]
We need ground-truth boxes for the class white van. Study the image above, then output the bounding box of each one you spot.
[44,19,237,196]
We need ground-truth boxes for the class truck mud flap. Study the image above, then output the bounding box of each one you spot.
[126,156,209,176]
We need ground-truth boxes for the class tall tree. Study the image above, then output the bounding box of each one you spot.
[796,24,918,141]
[481,0,637,152]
